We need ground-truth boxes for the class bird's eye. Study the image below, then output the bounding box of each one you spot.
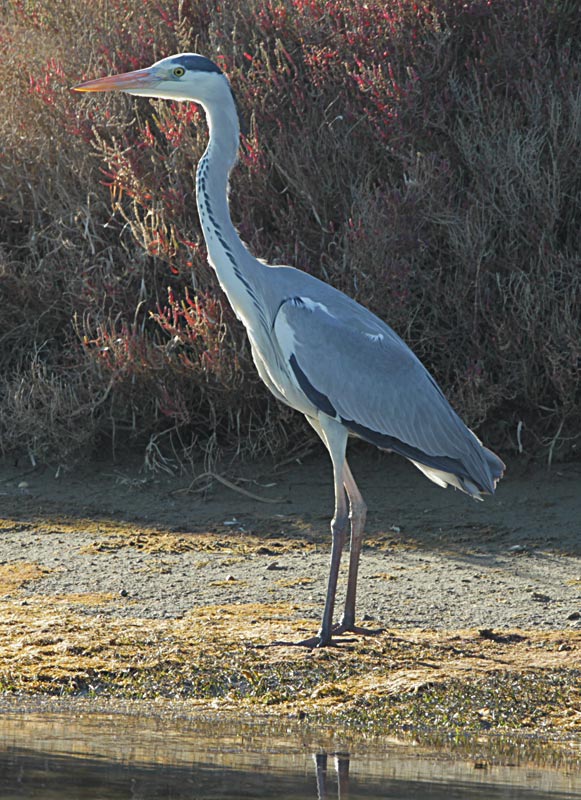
[173,66,185,78]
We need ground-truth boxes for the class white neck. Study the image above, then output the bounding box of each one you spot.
[196,89,268,332]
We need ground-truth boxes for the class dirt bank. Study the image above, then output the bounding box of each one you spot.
[0,451,580,737]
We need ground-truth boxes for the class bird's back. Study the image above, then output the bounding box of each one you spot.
[259,263,504,497]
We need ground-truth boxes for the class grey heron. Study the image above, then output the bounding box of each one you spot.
[74,54,504,647]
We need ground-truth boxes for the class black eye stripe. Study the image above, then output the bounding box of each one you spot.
[172,54,222,74]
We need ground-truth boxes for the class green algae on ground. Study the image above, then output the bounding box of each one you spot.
[1,493,580,745]
[0,586,580,742]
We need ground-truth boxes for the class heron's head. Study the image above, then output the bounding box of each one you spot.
[73,53,229,105]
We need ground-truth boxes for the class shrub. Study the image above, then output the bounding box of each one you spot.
[1,0,580,467]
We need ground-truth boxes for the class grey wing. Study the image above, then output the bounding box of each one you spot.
[274,296,503,495]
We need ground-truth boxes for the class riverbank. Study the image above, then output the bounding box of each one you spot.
[1,452,580,740]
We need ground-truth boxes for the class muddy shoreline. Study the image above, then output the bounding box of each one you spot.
[0,452,580,740]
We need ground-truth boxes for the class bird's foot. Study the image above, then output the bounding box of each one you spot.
[266,623,381,649]
[332,621,384,637]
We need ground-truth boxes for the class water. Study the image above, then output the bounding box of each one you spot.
[0,710,580,799]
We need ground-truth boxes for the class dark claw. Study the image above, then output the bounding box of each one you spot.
[265,622,383,649]
[332,622,384,637]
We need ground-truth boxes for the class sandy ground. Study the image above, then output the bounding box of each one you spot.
[0,449,580,633]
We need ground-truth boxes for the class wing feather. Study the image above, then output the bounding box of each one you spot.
[274,296,501,494]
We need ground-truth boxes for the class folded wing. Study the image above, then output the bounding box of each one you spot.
[274,295,504,496]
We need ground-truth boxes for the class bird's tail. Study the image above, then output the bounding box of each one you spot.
[411,445,505,501]
[483,445,505,490]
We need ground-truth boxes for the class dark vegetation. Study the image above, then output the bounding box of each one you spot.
[1,0,580,468]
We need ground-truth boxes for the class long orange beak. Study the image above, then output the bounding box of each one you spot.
[72,67,155,93]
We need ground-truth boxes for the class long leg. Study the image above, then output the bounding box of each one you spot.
[339,459,367,630]
[335,753,350,800]
[316,418,349,646]
[313,753,328,800]
[302,416,349,647]
[334,460,383,636]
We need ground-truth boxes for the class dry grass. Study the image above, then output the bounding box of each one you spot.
[0,487,580,738]
[1,0,580,468]
[0,587,580,738]
[0,513,321,554]
[0,562,52,595]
